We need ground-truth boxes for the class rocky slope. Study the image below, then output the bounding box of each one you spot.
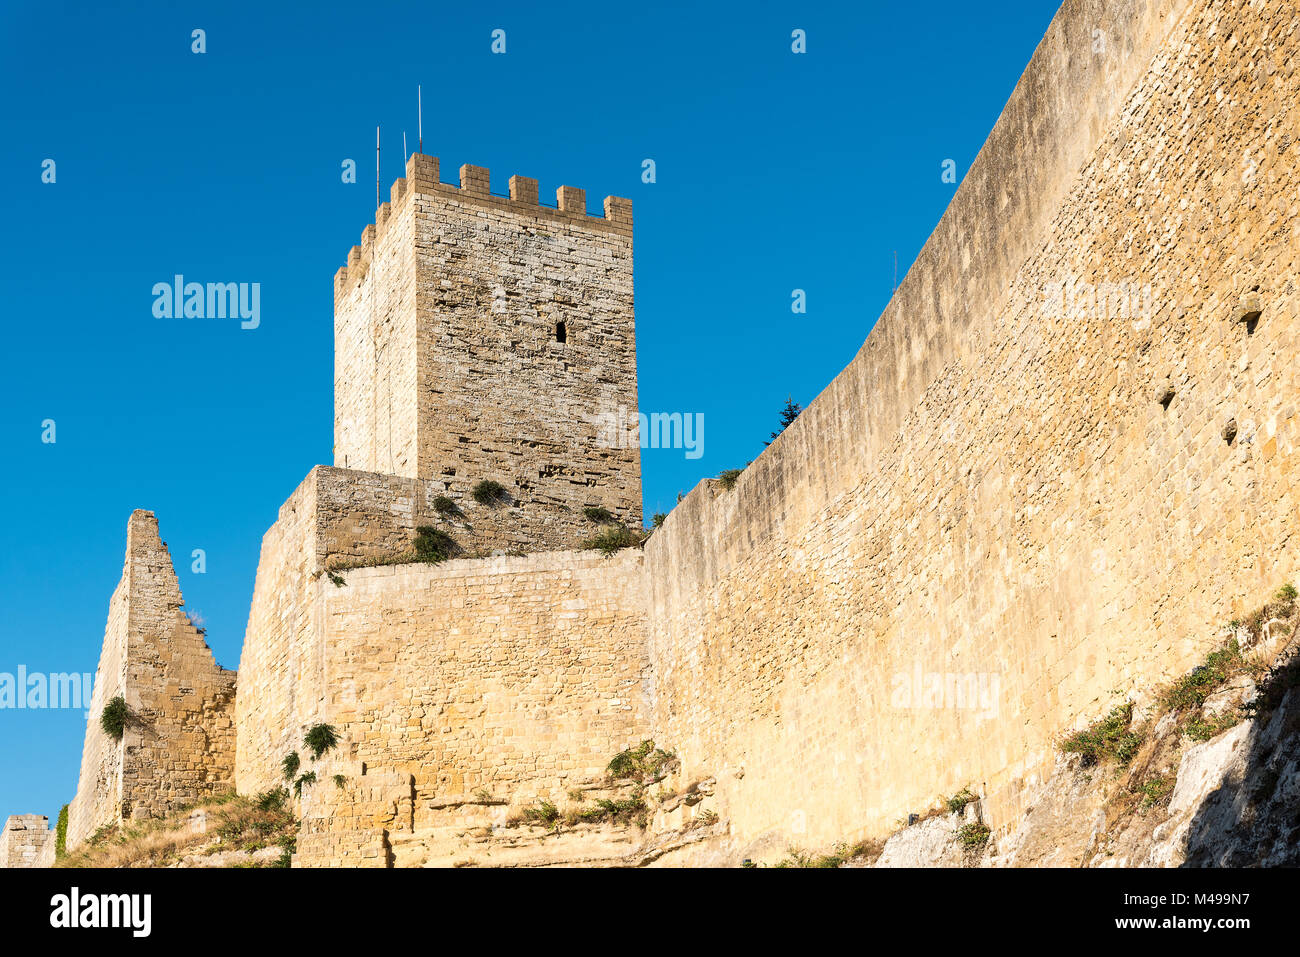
[862,594,1300,869]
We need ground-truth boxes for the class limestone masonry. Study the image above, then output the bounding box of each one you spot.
[66,511,236,850]
[7,0,1298,867]
[1,816,53,868]
[333,153,640,553]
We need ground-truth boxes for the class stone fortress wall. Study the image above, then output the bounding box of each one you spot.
[15,0,1300,868]
[233,463,651,802]
[292,549,649,866]
[642,0,1300,853]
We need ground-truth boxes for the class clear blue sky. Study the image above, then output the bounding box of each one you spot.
[0,0,1060,820]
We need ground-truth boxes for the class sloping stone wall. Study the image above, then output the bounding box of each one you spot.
[66,511,237,849]
[643,0,1300,855]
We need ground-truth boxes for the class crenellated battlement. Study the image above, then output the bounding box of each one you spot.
[333,153,633,301]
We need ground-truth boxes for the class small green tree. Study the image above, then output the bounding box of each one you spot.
[100,696,129,740]
[304,723,340,760]
[413,526,457,563]
[765,396,803,445]
[472,480,508,505]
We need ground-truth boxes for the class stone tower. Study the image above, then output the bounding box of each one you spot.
[332,154,640,550]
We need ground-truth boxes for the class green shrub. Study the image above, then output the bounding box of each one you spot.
[293,772,317,797]
[274,834,296,868]
[1185,712,1242,742]
[575,796,647,827]
[583,505,616,523]
[946,787,977,815]
[333,774,347,789]
[582,525,645,557]
[472,480,508,505]
[1059,703,1143,766]
[1160,641,1244,712]
[55,804,69,859]
[432,495,460,516]
[100,696,129,740]
[303,723,339,760]
[521,800,560,826]
[255,787,289,812]
[281,752,301,781]
[1137,774,1175,810]
[651,512,667,528]
[413,526,457,563]
[957,822,991,849]
[1277,583,1298,603]
[717,469,743,491]
[776,841,873,868]
[328,571,346,587]
[607,740,678,781]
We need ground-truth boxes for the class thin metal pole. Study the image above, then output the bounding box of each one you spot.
[418,85,423,153]
[376,125,381,210]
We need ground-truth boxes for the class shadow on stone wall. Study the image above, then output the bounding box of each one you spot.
[1182,653,1300,867]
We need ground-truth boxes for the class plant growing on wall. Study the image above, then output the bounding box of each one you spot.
[717,469,743,491]
[100,695,129,740]
[55,804,69,859]
[432,494,461,516]
[255,787,289,812]
[293,772,317,797]
[583,505,615,523]
[304,723,339,760]
[413,526,457,563]
[281,751,301,781]
[471,479,508,505]
[765,396,803,446]
[581,525,645,557]
[607,740,677,781]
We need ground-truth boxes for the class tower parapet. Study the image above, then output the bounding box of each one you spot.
[334,155,634,302]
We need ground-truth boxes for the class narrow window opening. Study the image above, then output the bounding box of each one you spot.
[1239,285,1262,334]
[555,321,567,344]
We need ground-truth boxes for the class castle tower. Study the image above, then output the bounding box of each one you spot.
[332,155,641,548]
